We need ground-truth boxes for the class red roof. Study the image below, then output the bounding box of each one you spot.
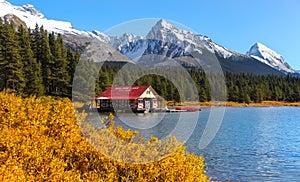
[96,86,150,100]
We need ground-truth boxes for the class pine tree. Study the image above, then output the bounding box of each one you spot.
[0,18,5,90]
[38,26,53,94]
[96,71,110,95]
[49,34,71,97]
[244,92,251,104]
[66,48,80,96]
[253,88,263,103]
[17,25,44,96]
[72,59,98,101]
[67,48,80,82]
[0,21,25,93]
[31,24,41,60]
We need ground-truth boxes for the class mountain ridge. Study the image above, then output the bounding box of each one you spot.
[0,1,297,76]
[102,20,285,75]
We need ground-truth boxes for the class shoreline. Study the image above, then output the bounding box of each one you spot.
[167,101,300,108]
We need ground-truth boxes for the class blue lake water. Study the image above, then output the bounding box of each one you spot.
[97,107,300,181]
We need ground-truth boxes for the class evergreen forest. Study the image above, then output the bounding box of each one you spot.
[1,19,300,103]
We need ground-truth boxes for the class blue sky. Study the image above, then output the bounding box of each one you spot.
[7,0,300,69]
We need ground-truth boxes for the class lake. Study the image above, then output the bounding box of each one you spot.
[97,107,300,181]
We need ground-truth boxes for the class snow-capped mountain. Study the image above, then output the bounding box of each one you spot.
[109,19,235,61]
[103,20,295,75]
[0,0,296,75]
[146,19,234,59]
[0,0,82,35]
[0,0,133,63]
[246,42,295,74]
[89,31,147,61]
[110,33,143,50]
[104,19,283,75]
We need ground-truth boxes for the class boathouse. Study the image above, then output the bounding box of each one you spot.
[95,86,163,112]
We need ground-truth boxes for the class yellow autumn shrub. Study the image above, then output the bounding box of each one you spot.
[0,91,209,181]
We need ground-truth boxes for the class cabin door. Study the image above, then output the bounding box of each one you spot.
[144,99,151,111]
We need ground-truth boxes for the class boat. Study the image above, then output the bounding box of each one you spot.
[175,107,201,112]
[164,107,201,112]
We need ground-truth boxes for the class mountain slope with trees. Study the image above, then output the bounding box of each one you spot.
[1,19,299,103]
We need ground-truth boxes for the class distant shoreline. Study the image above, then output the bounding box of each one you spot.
[167,101,300,108]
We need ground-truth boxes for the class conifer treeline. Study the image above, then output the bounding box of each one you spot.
[96,64,300,103]
[0,19,80,97]
[224,73,300,103]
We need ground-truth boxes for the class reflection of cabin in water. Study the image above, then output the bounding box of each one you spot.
[94,86,164,112]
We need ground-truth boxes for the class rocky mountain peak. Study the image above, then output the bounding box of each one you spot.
[247,42,294,73]
[19,4,45,19]
[154,19,175,30]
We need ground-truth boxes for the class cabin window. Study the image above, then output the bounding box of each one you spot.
[146,90,150,94]
[138,99,144,108]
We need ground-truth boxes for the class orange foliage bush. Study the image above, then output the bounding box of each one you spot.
[0,91,209,181]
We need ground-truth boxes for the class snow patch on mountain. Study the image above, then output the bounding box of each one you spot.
[147,19,196,45]
[108,19,235,61]
[90,31,144,50]
[146,19,234,58]
[91,30,110,43]
[120,39,148,61]
[246,42,295,73]
[147,19,209,53]
[16,4,44,19]
[93,33,146,61]
[0,0,90,36]
[109,33,143,50]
